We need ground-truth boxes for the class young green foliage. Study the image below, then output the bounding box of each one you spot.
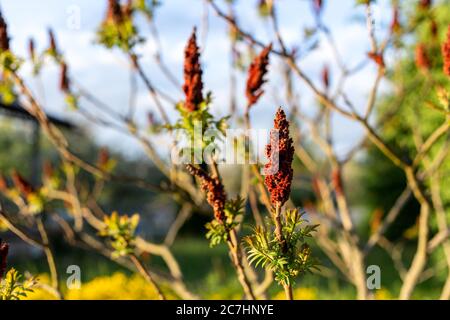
[205,196,244,247]
[171,94,229,163]
[96,1,143,53]
[244,209,319,286]
[0,268,36,300]
[99,211,140,258]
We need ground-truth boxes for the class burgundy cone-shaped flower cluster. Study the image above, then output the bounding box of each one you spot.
[186,165,226,222]
[183,29,204,112]
[246,44,272,108]
[0,240,9,281]
[443,25,450,77]
[106,0,124,24]
[0,10,10,52]
[264,108,294,207]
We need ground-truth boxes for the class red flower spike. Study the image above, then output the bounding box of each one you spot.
[183,28,204,112]
[186,165,226,222]
[246,44,272,108]
[264,107,294,207]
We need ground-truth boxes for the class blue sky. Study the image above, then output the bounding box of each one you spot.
[1,0,394,159]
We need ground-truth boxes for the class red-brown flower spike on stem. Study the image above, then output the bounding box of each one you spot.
[415,43,431,71]
[246,43,272,109]
[11,170,34,197]
[0,240,9,280]
[107,0,123,24]
[60,62,70,93]
[183,28,204,112]
[0,9,10,52]
[442,25,450,77]
[186,164,226,222]
[264,107,294,207]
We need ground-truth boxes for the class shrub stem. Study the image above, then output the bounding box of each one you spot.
[274,203,293,300]
[130,254,166,300]
[227,229,256,300]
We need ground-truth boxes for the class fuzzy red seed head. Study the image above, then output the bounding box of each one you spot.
[107,0,123,24]
[186,165,226,222]
[246,44,272,109]
[264,107,294,207]
[183,28,204,112]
